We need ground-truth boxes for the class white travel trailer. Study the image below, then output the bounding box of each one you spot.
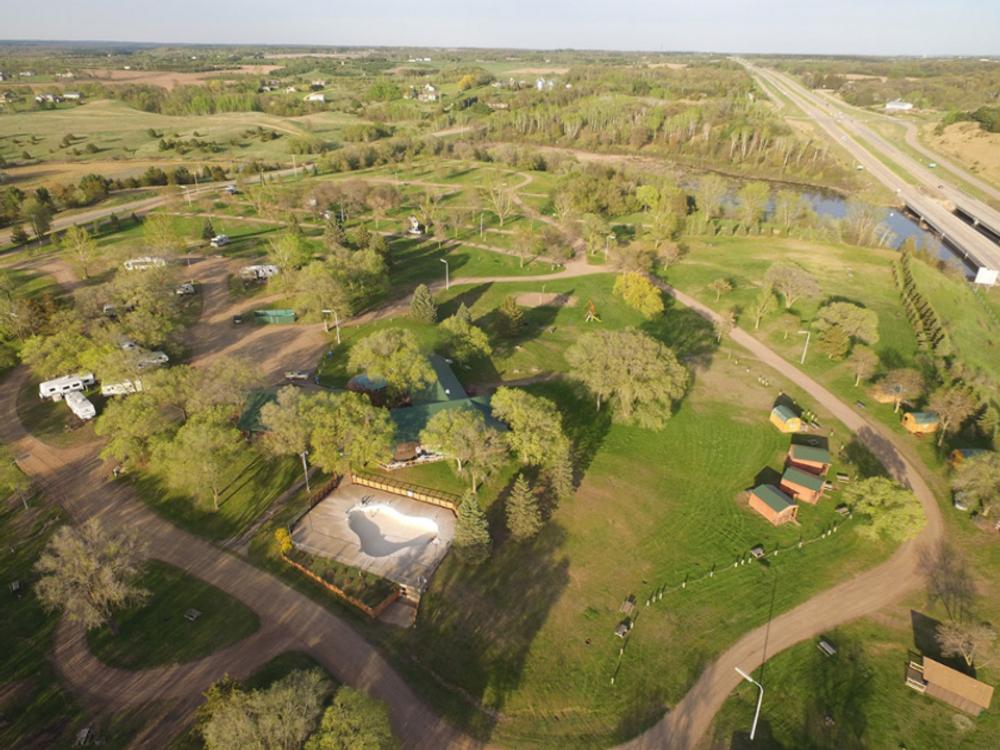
[136,351,169,369]
[64,391,96,420]
[239,264,280,281]
[123,256,167,271]
[100,380,143,397]
[38,373,96,400]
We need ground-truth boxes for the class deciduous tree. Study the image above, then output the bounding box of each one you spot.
[302,391,395,475]
[304,687,399,750]
[708,278,733,302]
[439,314,492,363]
[348,328,434,400]
[58,225,99,279]
[34,519,148,633]
[842,477,923,542]
[951,452,1000,516]
[937,620,996,669]
[928,384,978,446]
[613,272,664,318]
[153,412,242,510]
[880,368,925,413]
[848,346,879,386]
[420,409,505,490]
[260,386,312,488]
[764,262,820,310]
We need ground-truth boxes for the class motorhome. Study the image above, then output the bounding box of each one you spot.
[239,264,280,281]
[64,391,96,420]
[38,373,96,400]
[123,256,167,271]
[100,380,143,397]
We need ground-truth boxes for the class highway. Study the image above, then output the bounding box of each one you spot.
[743,61,1000,277]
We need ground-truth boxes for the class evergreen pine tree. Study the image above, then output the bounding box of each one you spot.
[410,284,438,324]
[506,473,543,541]
[201,218,215,240]
[499,295,525,338]
[324,219,346,249]
[455,492,491,561]
[455,302,473,325]
[545,452,575,501]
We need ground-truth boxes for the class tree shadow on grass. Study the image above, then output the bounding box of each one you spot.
[408,521,571,736]
[840,437,889,479]
[641,297,718,367]
[437,282,493,320]
[798,633,873,750]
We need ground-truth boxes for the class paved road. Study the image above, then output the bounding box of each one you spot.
[614,281,944,750]
[744,62,1000,273]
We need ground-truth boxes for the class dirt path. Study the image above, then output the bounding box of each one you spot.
[610,281,945,750]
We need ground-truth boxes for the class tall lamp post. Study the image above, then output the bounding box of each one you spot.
[734,667,764,741]
[797,329,811,364]
[440,258,450,290]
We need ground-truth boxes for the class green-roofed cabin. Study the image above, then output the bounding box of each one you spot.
[902,411,940,435]
[780,465,826,504]
[748,484,798,526]
[412,354,468,404]
[770,404,803,433]
[787,443,832,476]
[390,395,504,461]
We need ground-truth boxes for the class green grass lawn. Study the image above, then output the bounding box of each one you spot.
[87,559,259,670]
[130,451,300,541]
[710,618,1000,749]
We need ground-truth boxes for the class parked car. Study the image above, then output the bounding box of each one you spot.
[284,370,310,381]
[210,234,230,248]
[175,282,196,296]
[232,314,244,325]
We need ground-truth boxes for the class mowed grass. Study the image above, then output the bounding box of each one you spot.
[710,618,1000,749]
[131,452,300,541]
[87,559,259,670]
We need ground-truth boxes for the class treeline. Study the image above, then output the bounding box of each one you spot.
[939,106,1000,134]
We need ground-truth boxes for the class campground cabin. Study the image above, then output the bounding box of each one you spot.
[770,404,802,433]
[748,484,798,526]
[950,448,989,467]
[787,443,831,475]
[906,657,994,715]
[64,391,96,420]
[39,373,95,400]
[123,256,166,271]
[101,380,142,397]
[903,411,940,435]
[780,465,826,504]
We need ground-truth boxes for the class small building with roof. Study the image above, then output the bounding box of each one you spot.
[770,405,802,433]
[748,484,798,526]
[949,448,989,467]
[780,465,826,504]
[906,656,994,715]
[902,411,940,435]
[787,443,831,475]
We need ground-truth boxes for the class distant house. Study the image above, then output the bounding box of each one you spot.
[906,657,994,715]
[780,465,825,505]
[949,448,989,467]
[305,92,326,103]
[748,484,798,526]
[770,405,802,433]
[417,84,439,102]
[786,443,831,475]
[34,93,61,104]
[902,411,940,435]
[885,99,914,112]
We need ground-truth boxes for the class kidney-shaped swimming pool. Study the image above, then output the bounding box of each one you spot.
[347,503,440,557]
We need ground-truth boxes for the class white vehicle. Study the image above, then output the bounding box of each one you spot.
[136,351,169,369]
[210,234,230,248]
[224,184,239,195]
[284,370,310,381]
[102,303,118,317]
[239,264,280,281]
[175,282,196,296]
[64,391,96,420]
[123,256,166,271]
[39,373,96,400]
[101,380,143,397]
[119,338,138,351]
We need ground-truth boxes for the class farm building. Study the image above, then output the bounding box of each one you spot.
[780,465,826,504]
[748,484,798,526]
[786,443,831,475]
[902,411,940,435]
[949,448,989,466]
[906,657,994,715]
[770,404,802,433]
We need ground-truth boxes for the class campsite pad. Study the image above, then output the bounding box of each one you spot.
[515,292,577,308]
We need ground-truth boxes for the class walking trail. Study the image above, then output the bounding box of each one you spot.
[5,181,945,749]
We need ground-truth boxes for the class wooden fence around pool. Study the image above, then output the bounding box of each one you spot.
[350,471,461,516]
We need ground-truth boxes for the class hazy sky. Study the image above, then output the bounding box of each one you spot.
[4,0,999,56]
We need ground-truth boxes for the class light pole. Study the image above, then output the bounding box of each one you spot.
[322,309,341,344]
[797,329,811,364]
[300,450,311,493]
[734,667,764,741]
[440,257,449,290]
[605,233,615,261]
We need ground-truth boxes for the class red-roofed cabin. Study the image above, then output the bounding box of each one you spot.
[786,443,831,476]
[780,465,826,505]
[748,484,798,526]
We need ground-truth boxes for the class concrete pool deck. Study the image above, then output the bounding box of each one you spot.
[292,482,456,592]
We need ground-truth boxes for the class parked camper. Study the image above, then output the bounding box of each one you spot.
[64,391,96,421]
[136,351,169,369]
[123,256,166,271]
[100,380,143,397]
[175,282,196,296]
[38,373,95,400]
[210,234,230,248]
[239,264,280,281]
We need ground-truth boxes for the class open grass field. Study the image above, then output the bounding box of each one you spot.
[131,452,300,541]
[87,559,260,670]
[710,618,1000,750]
